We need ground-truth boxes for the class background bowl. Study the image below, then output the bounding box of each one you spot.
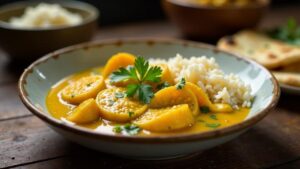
[162,0,269,41]
[19,39,279,159]
[0,0,98,63]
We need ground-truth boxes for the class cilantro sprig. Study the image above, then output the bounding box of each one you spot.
[268,18,300,45]
[110,57,162,104]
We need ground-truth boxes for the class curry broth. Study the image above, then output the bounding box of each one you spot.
[46,67,250,136]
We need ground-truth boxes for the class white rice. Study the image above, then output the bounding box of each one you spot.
[9,3,83,28]
[150,54,253,109]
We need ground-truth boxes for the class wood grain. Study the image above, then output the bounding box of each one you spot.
[0,52,19,85]
[0,84,32,121]
[270,160,300,169]
[1,94,300,169]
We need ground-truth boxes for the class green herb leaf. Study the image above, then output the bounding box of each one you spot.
[138,84,154,104]
[268,18,300,45]
[128,111,134,118]
[157,82,170,90]
[134,57,149,80]
[206,123,221,128]
[143,66,162,82]
[115,92,125,98]
[112,124,141,135]
[123,124,141,135]
[112,126,122,133]
[176,78,186,89]
[126,84,139,97]
[209,114,218,120]
[200,106,210,114]
[109,56,162,104]
[110,67,133,83]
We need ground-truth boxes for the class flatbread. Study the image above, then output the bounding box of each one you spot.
[272,71,300,87]
[274,60,300,72]
[217,30,300,69]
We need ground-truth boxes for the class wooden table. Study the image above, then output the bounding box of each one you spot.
[1,6,300,169]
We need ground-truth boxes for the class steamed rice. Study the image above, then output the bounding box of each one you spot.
[150,54,253,109]
[9,3,83,28]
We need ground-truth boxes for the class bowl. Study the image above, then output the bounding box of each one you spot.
[0,0,98,63]
[19,38,279,159]
[162,0,269,41]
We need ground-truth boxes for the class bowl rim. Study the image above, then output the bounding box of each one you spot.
[164,0,270,10]
[0,0,99,31]
[18,38,280,144]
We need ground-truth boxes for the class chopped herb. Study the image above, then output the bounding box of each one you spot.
[200,106,210,114]
[110,57,162,104]
[206,123,221,128]
[115,92,125,98]
[128,111,134,118]
[268,18,300,45]
[112,124,141,135]
[112,126,122,133]
[209,114,218,120]
[71,94,75,98]
[123,124,141,135]
[157,82,170,90]
[176,78,186,89]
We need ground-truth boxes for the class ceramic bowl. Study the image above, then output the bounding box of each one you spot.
[0,0,98,63]
[19,38,280,159]
[162,0,269,41]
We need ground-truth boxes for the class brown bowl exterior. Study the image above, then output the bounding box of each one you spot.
[162,0,269,41]
[0,1,98,63]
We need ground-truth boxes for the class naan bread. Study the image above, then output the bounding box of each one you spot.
[272,71,300,87]
[275,60,300,72]
[217,30,300,69]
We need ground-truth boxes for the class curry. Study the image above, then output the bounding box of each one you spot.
[46,53,250,136]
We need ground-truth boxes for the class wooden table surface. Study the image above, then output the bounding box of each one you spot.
[1,6,300,169]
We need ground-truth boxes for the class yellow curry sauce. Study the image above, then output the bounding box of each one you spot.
[46,67,250,136]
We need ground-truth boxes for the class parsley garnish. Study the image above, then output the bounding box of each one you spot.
[110,57,162,104]
[268,18,300,45]
[176,78,186,89]
[113,124,141,135]
[206,123,221,128]
[157,82,170,90]
[123,124,141,135]
[115,92,125,98]
[209,114,217,120]
[200,106,210,114]
[112,126,122,133]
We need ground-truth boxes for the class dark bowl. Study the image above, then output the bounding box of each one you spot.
[162,0,269,41]
[0,1,99,62]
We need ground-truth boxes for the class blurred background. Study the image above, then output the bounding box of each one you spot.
[1,0,299,25]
